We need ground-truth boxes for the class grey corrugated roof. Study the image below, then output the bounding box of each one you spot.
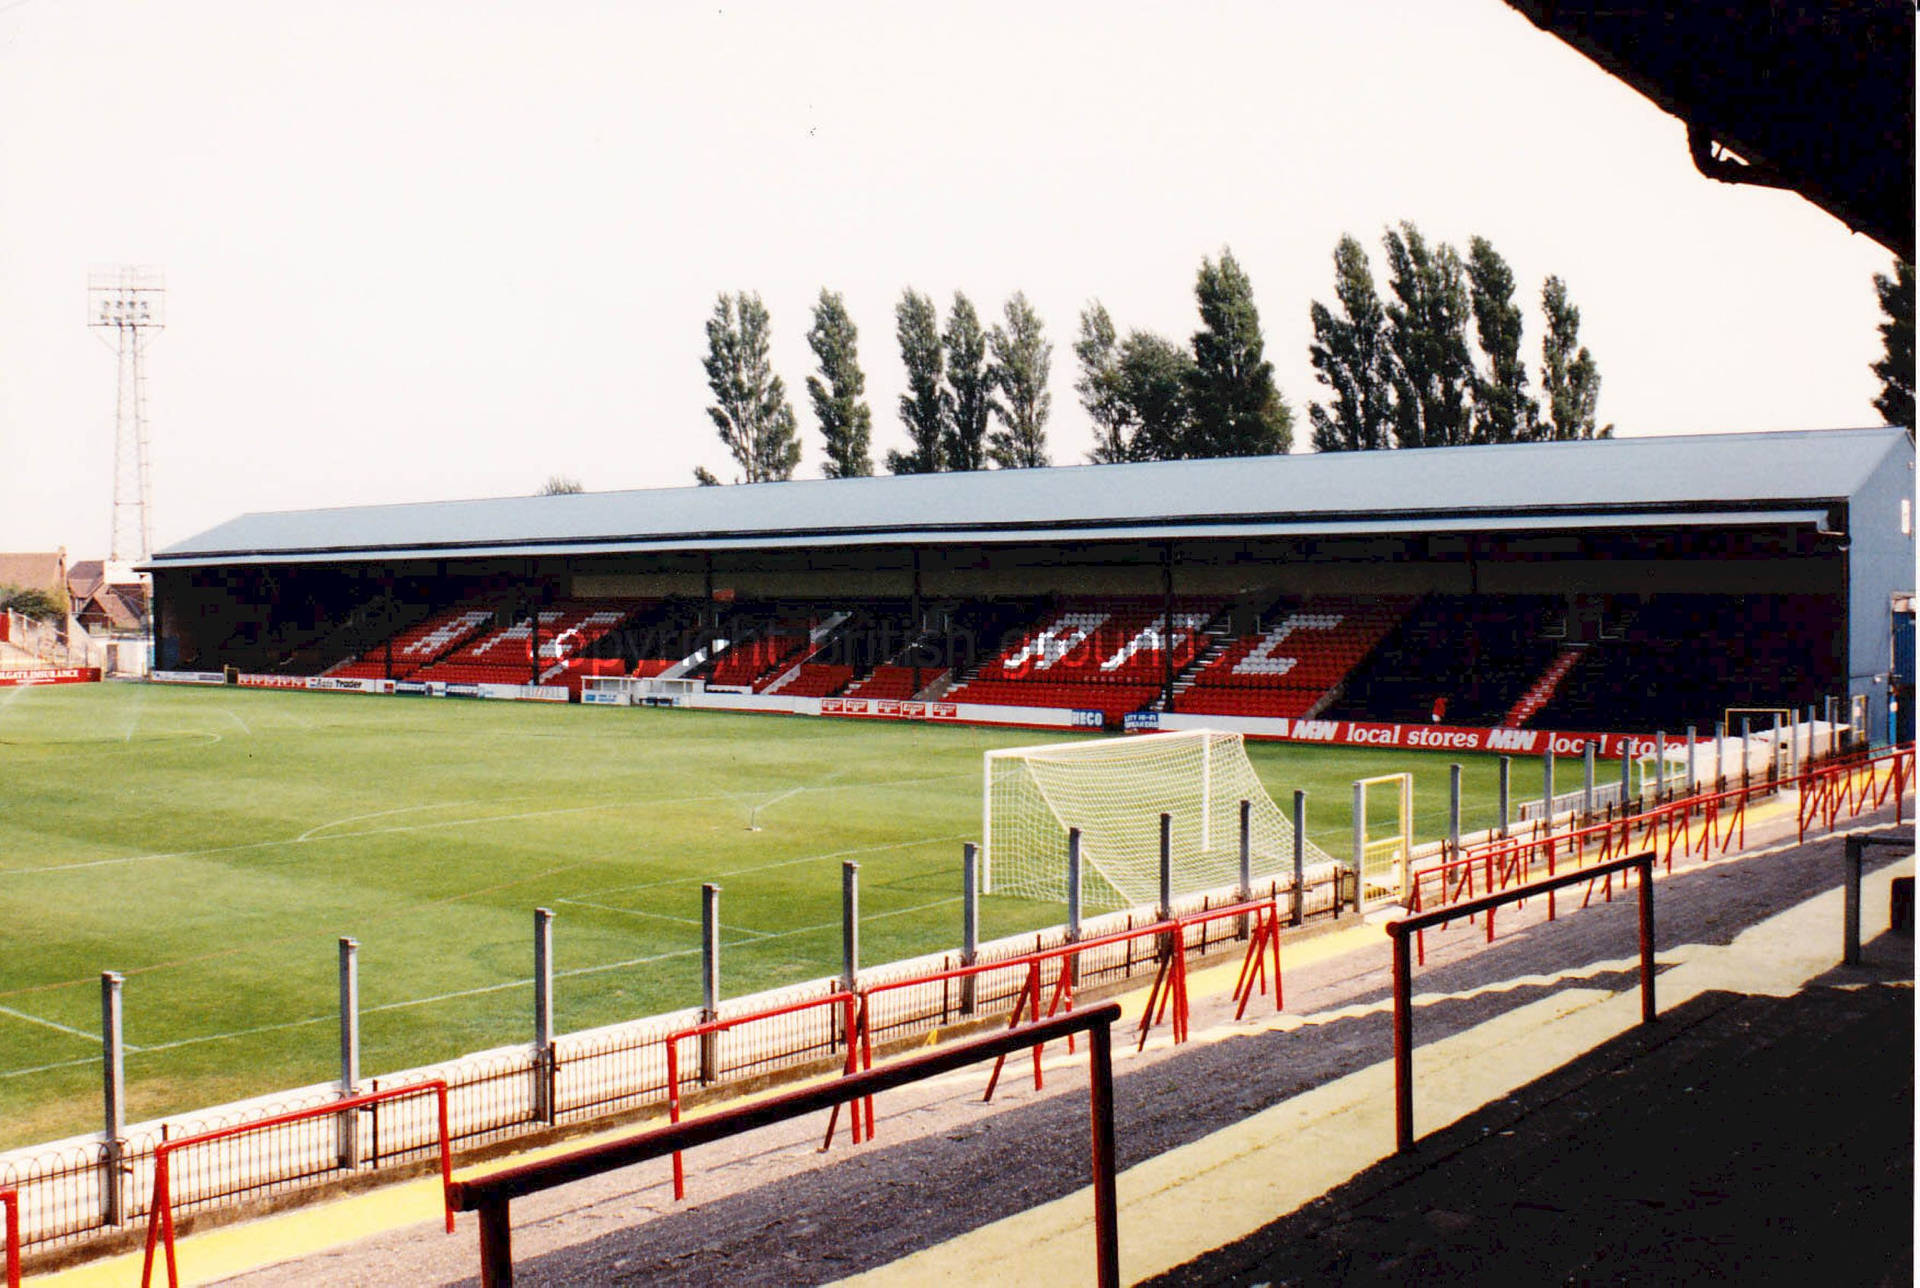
[148,427,1910,568]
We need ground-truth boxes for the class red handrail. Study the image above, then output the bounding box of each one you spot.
[1388,851,1657,1153]
[449,1005,1125,1288]
[662,989,861,1199]
[1410,746,1916,926]
[139,1080,453,1288]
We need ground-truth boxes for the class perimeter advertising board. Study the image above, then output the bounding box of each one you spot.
[0,667,102,687]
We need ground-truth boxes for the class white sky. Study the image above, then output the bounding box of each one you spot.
[0,0,1899,556]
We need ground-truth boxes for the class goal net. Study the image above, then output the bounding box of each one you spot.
[982,729,1332,910]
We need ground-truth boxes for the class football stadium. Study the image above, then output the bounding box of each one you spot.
[1,2,1915,1283]
[2,426,1914,1282]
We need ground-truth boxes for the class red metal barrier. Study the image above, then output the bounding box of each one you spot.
[1408,747,1919,931]
[662,990,862,1200]
[1389,850,1657,1153]
[449,1005,1126,1288]
[826,892,1285,1116]
[1798,747,1913,842]
[139,1081,453,1288]
[2,1187,19,1288]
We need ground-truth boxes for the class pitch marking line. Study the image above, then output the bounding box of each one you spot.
[0,896,969,1079]
[296,799,506,842]
[552,897,770,936]
[0,1003,112,1046]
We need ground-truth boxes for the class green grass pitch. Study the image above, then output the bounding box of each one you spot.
[0,682,1514,1149]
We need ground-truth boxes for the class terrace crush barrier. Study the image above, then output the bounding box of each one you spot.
[138,1081,453,1288]
[1402,744,1913,963]
[2,744,1909,1271]
[448,1005,1126,1288]
[1389,850,1658,1153]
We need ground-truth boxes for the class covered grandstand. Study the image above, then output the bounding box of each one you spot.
[143,427,1915,744]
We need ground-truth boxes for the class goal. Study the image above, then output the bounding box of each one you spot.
[981,729,1331,910]
[1353,773,1412,909]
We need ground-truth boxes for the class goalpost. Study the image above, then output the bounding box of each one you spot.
[981,729,1333,910]
[1353,773,1413,909]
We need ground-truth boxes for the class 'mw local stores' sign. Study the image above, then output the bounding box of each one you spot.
[1220,716,1663,758]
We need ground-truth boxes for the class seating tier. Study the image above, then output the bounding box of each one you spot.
[330,606,495,680]
[771,662,855,697]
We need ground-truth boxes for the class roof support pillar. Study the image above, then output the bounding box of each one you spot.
[1162,541,1175,710]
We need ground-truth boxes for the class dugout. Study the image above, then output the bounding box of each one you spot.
[144,427,1915,741]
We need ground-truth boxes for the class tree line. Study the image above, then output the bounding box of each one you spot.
[694,249,1290,484]
[677,225,1917,488]
[1306,224,1608,449]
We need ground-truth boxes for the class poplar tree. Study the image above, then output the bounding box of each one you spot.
[988,291,1053,468]
[1187,248,1292,456]
[942,292,997,471]
[1076,302,1194,463]
[1076,302,1129,463]
[887,289,946,474]
[1539,276,1612,440]
[1382,223,1474,448]
[806,289,873,478]
[1465,236,1537,444]
[1117,332,1194,461]
[1307,235,1394,451]
[701,291,801,482]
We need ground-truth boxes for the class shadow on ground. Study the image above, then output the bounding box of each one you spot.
[1149,968,1915,1287]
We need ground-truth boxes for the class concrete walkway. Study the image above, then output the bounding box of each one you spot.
[840,834,1913,1285]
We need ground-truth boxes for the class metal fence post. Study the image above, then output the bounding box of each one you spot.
[1448,764,1462,855]
[1291,790,1307,926]
[1741,717,1753,793]
[1498,756,1511,838]
[1351,781,1366,915]
[339,937,361,1169]
[100,971,126,1226]
[1391,930,1412,1153]
[1583,742,1596,819]
[1237,798,1253,904]
[1844,835,1863,966]
[961,843,979,1014]
[1067,828,1084,942]
[1067,828,1083,985]
[1686,725,1697,793]
[534,907,555,1124]
[1543,750,1555,825]
[1157,813,1173,921]
[1655,730,1667,799]
[700,885,721,1085]
[841,861,859,992]
[1619,741,1633,811]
